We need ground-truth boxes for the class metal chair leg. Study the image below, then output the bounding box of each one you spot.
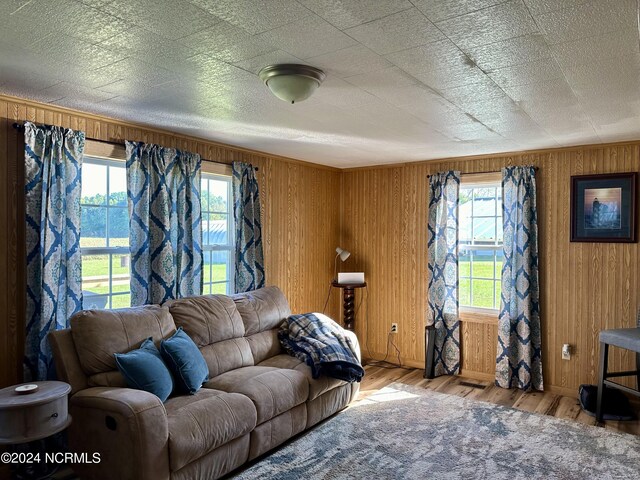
[596,342,609,423]
[424,325,436,379]
[636,351,640,391]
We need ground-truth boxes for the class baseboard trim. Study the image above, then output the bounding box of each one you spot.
[459,369,495,382]
[363,352,423,370]
[545,384,578,398]
[363,354,579,398]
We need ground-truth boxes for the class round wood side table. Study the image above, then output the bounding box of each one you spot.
[0,381,72,445]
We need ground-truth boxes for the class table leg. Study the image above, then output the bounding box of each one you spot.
[342,287,355,331]
[596,342,608,423]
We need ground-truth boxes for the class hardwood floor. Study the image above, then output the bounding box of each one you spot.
[356,364,640,436]
[13,364,639,480]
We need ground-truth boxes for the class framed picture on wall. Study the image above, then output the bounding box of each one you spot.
[570,172,637,242]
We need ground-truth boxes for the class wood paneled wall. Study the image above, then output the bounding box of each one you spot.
[2,92,638,397]
[342,145,640,395]
[0,94,341,388]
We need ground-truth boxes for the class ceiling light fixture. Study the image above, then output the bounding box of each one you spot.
[258,64,326,104]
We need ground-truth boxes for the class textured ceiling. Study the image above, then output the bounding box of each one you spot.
[1,0,639,167]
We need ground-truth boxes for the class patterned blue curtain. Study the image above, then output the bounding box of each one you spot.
[496,166,543,391]
[232,161,265,293]
[427,171,461,376]
[24,122,84,381]
[126,141,202,306]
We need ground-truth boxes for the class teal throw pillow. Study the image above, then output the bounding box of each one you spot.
[160,327,209,395]
[114,337,174,402]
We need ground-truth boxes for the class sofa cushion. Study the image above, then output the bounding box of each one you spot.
[204,366,308,424]
[114,338,174,402]
[259,354,347,401]
[165,295,245,344]
[166,295,253,377]
[245,329,282,364]
[165,389,256,472]
[232,286,291,335]
[161,328,209,394]
[70,306,176,377]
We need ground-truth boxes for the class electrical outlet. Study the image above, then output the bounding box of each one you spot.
[562,344,571,360]
[390,323,398,333]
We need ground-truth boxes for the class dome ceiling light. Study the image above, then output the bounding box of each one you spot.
[258,64,326,104]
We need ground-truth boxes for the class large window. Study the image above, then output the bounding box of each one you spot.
[79,156,235,310]
[80,157,131,310]
[458,178,503,311]
[201,173,234,295]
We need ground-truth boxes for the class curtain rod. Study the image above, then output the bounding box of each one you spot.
[12,122,258,171]
[427,166,539,178]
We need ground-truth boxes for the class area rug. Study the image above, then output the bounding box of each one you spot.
[234,383,640,479]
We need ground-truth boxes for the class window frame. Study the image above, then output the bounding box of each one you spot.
[458,173,503,314]
[80,155,131,310]
[201,171,235,295]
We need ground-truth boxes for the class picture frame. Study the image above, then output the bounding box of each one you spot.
[570,172,637,243]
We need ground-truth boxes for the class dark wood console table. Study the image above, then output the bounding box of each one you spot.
[331,281,366,331]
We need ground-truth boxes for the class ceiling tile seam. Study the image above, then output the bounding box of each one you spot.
[345,68,509,145]
[86,0,219,43]
[282,3,419,56]
[403,0,539,145]
[454,32,548,73]
[339,5,416,29]
[8,0,33,15]
[411,0,513,23]
[241,5,318,37]
[341,8,447,57]
[521,0,602,143]
[45,7,128,49]
[415,1,564,146]
[304,41,386,69]
[183,0,316,38]
[334,65,495,144]
[241,11,344,62]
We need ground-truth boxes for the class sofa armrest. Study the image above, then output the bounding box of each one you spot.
[69,387,170,480]
[342,329,362,363]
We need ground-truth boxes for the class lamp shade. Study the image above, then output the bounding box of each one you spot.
[259,64,326,104]
[336,247,350,262]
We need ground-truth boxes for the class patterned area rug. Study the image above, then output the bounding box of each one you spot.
[234,383,640,479]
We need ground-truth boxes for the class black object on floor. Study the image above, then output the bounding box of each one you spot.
[579,384,635,421]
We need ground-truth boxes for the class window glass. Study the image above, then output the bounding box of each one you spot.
[81,207,107,248]
[81,163,107,205]
[81,157,131,310]
[458,181,503,311]
[80,162,235,307]
[201,174,234,295]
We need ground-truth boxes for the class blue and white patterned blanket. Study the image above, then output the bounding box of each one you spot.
[279,313,364,382]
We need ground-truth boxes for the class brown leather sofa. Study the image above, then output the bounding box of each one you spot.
[49,286,360,480]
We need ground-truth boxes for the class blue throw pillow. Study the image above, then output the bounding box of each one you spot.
[114,338,174,402]
[160,327,209,395]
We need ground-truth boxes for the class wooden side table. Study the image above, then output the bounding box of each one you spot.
[331,281,366,331]
[0,381,72,445]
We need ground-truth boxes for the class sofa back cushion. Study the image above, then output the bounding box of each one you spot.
[70,305,176,386]
[233,286,291,363]
[166,295,253,377]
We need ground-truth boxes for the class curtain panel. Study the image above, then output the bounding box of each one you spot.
[496,166,543,391]
[232,161,265,293]
[24,121,85,381]
[126,141,202,306]
[427,171,461,376]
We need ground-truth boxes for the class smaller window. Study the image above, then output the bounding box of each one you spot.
[458,173,503,312]
[80,157,131,310]
[201,173,235,295]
